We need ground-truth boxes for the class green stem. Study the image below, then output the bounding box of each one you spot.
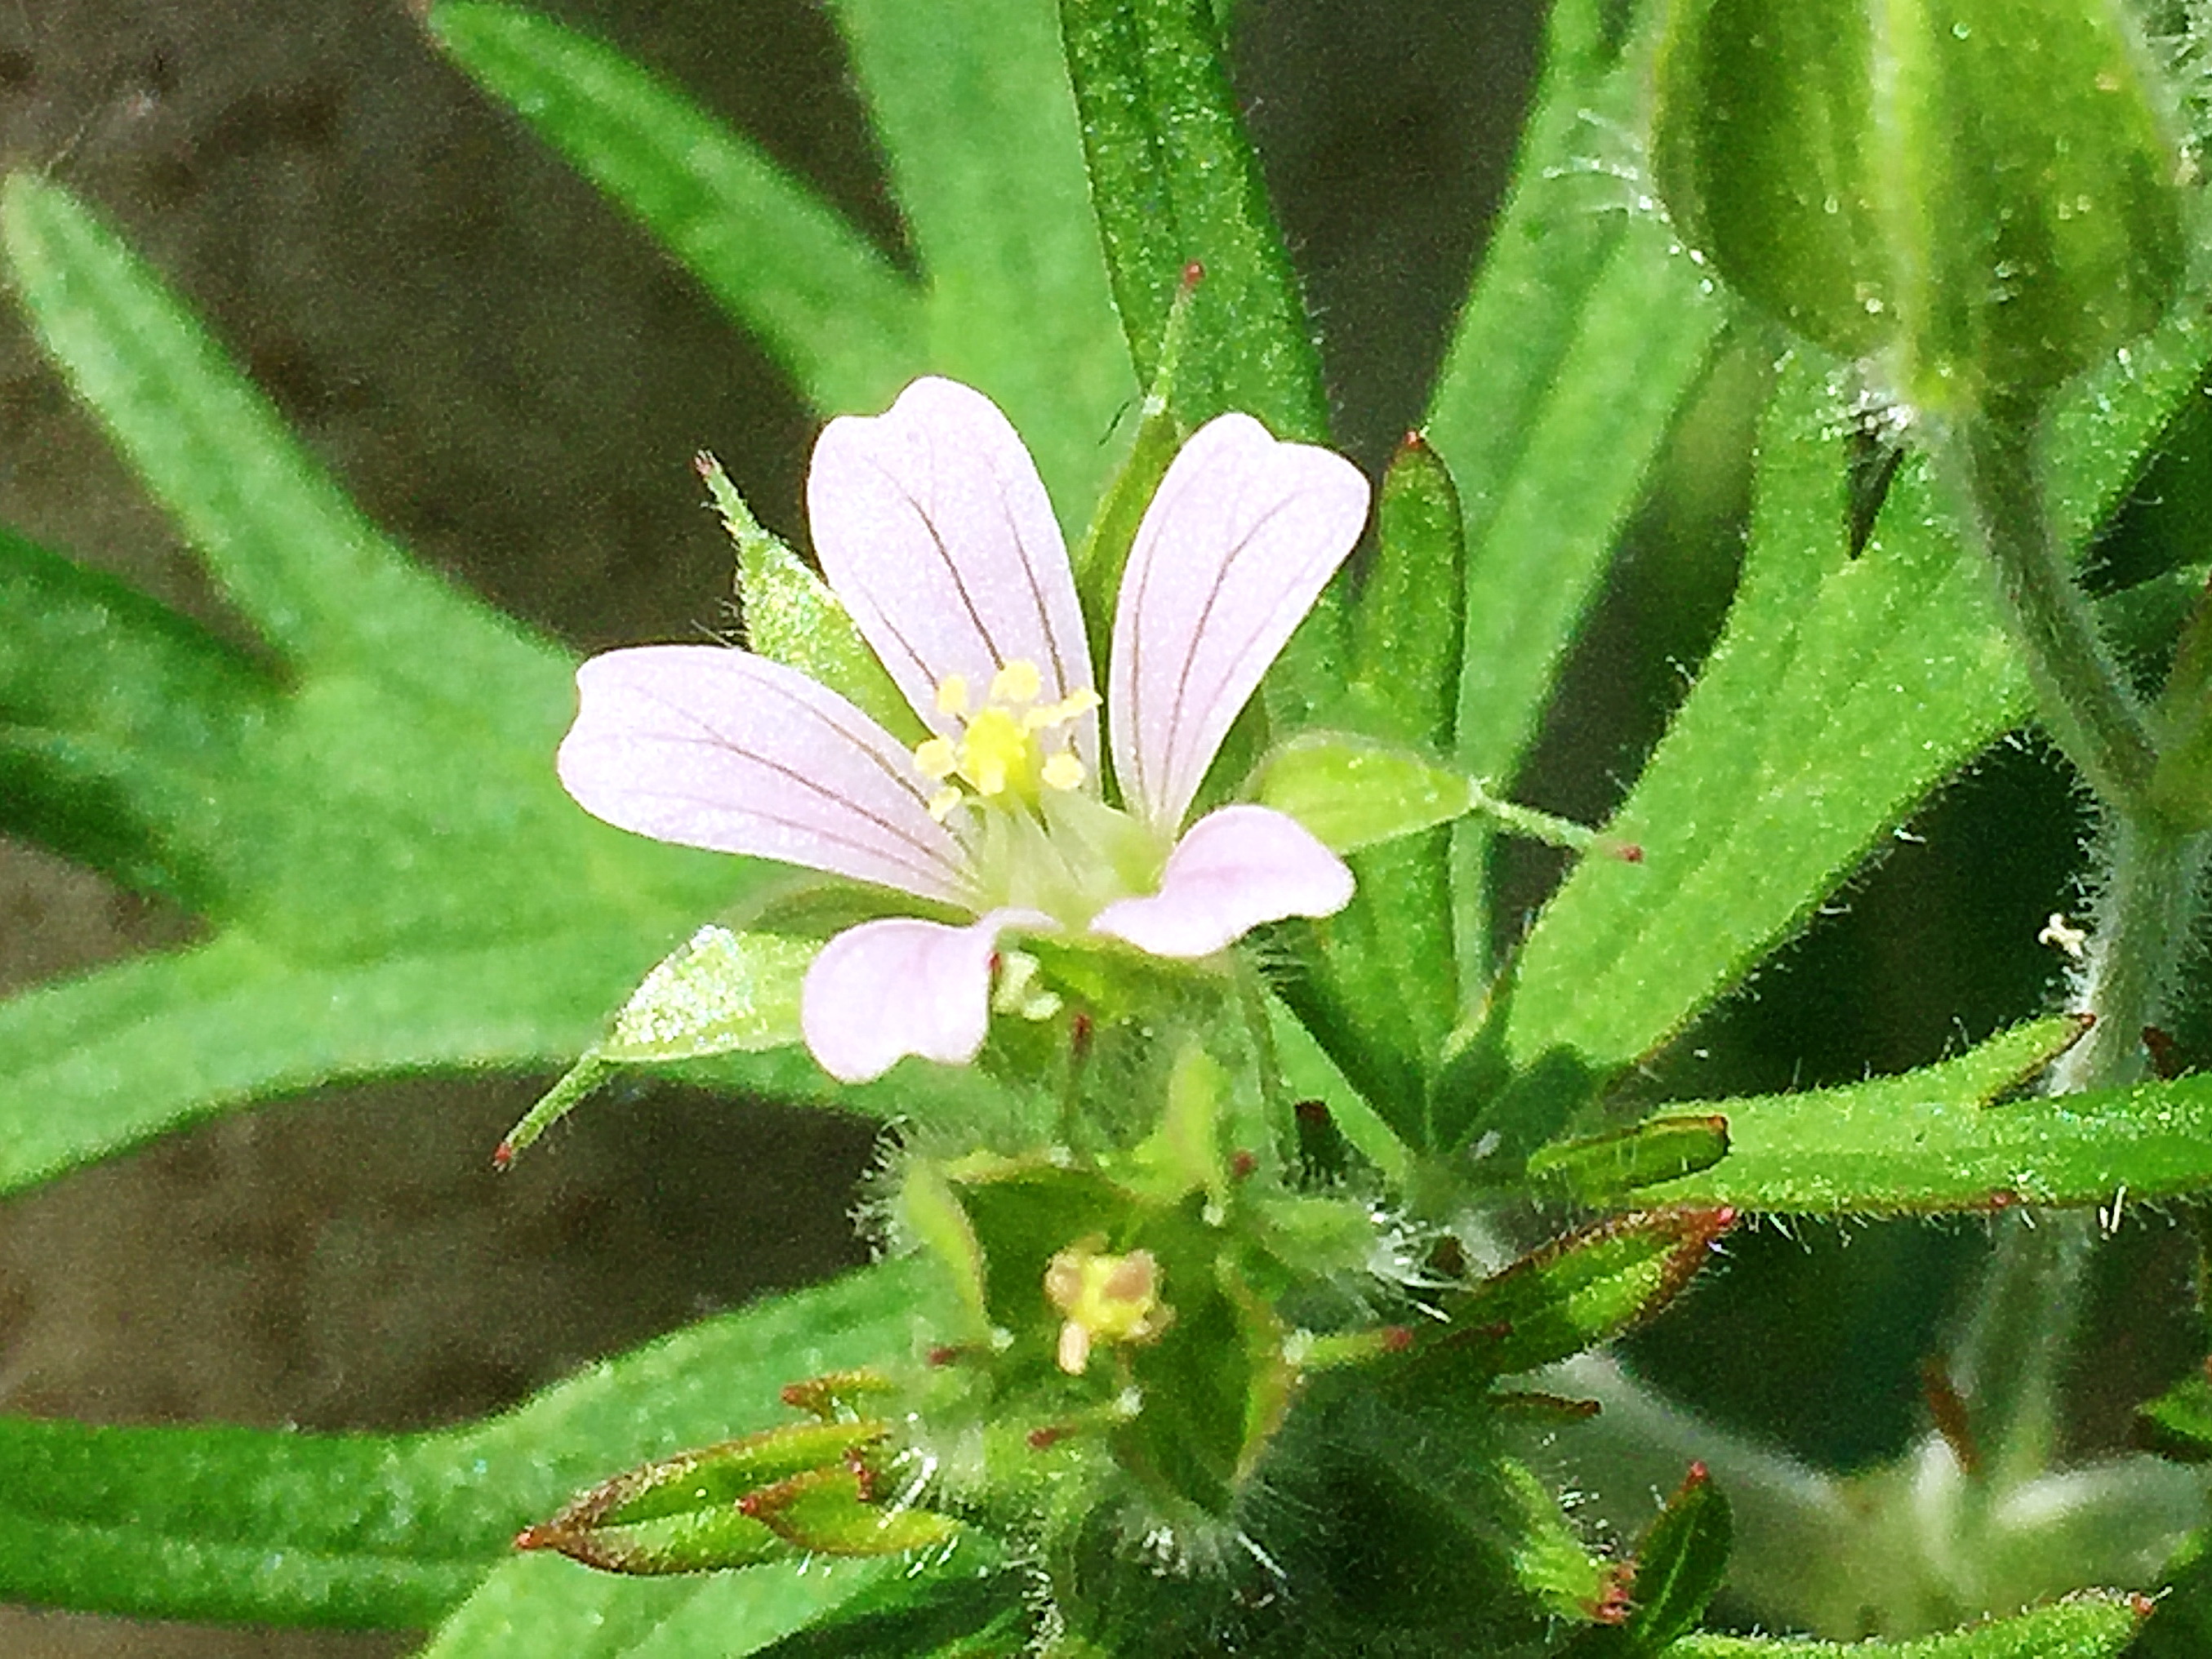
[1956,412,2157,812]
[1912,410,2212,1616]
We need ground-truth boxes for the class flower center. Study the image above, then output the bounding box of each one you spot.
[912,660,1100,821]
[910,660,1167,929]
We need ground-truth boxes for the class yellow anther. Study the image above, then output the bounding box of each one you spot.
[1041,751,1086,792]
[1024,688,1100,733]
[935,675,971,717]
[990,660,1043,705]
[927,786,963,821]
[914,736,958,780]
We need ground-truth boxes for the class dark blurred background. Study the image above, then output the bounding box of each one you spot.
[0,1,2204,1652]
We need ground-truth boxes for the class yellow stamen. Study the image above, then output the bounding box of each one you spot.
[912,661,1101,817]
[914,736,958,780]
[990,660,1042,705]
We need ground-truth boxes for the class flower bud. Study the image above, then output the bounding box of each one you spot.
[1653,0,2189,415]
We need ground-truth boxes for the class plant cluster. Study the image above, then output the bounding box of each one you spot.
[10,0,2212,1653]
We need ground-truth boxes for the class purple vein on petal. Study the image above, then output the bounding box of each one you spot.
[1111,416,1368,833]
[559,645,969,905]
[811,379,1091,745]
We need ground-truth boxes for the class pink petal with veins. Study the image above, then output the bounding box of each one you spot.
[1109,413,1369,832]
[808,377,1096,763]
[1087,804,1353,958]
[558,644,968,905]
[800,907,1053,1083]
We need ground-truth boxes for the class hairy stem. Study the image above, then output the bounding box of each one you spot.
[1956,413,2156,812]
[1920,409,2211,1609]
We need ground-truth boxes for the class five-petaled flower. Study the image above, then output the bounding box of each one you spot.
[558,377,1369,1083]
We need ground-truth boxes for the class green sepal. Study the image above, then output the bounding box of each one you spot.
[1253,732,1634,858]
[1490,1453,1630,1625]
[1658,1590,2148,1657]
[518,1419,893,1574]
[1350,433,1465,750]
[1529,1116,1734,1205]
[1420,1209,1738,1382]
[1565,1464,1733,1657]
[705,455,924,746]
[496,924,815,1164]
[1253,734,1480,853]
[1653,0,2188,415]
[741,1466,960,1558]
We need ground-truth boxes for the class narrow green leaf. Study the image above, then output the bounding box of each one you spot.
[745,1570,1035,1658]
[0,526,270,904]
[428,2,924,416]
[1056,0,1327,442]
[1353,434,1466,750]
[1053,0,1346,746]
[1429,0,1727,977]
[1631,1016,2212,1212]
[0,1260,941,1628]
[0,929,1007,1196]
[831,0,1133,512]
[1422,1209,1738,1381]
[1,174,538,687]
[1661,1590,2147,1657]
[1506,307,2212,1075]
[0,933,651,1194]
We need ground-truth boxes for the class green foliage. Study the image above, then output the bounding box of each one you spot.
[1056,0,1329,443]
[7,0,2212,1650]
[1429,0,1728,981]
[428,2,924,417]
[0,173,762,1189]
[1502,316,2212,1076]
[0,1260,940,1627]
[1661,1591,2147,1657]
[1421,1209,1738,1382]
[1630,1017,2212,1211]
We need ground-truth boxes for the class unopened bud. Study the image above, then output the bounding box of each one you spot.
[1653,0,2188,416]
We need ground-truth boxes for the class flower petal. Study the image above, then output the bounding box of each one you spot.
[1109,413,1369,831]
[1087,804,1354,958]
[808,377,1097,759]
[558,644,968,904]
[800,908,1049,1083]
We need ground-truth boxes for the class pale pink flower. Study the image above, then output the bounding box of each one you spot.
[558,377,1367,1083]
